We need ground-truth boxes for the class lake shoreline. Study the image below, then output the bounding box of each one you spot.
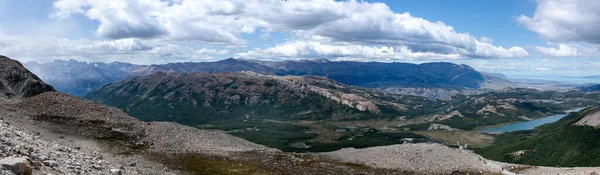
[479,107,588,133]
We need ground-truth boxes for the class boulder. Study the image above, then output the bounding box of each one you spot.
[0,156,32,175]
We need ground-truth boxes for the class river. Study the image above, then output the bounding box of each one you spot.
[479,107,587,133]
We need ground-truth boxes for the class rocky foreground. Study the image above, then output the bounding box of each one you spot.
[0,115,165,175]
[0,92,277,175]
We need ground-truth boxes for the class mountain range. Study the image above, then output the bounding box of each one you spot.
[0,55,526,175]
[85,71,442,123]
[3,55,600,174]
[25,58,514,97]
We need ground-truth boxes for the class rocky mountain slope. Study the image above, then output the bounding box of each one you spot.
[85,71,442,123]
[574,107,600,127]
[0,56,280,174]
[26,58,514,96]
[84,71,450,151]
[0,56,55,98]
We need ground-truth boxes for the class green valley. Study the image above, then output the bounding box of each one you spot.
[476,107,600,166]
[85,71,600,152]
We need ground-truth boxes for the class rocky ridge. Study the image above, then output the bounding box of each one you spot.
[0,56,54,98]
[86,71,439,122]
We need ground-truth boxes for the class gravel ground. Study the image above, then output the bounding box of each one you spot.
[322,143,506,175]
[0,92,279,175]
[0,116,179,175]
[142,122,278,155]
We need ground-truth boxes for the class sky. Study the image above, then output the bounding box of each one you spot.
[0,0,599,78]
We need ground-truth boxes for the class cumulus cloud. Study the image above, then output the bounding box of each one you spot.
[52,0,168,39]
[52,0,527,59]
[517,0,600,43]
[516,0,600,57]
[237,40,527,61]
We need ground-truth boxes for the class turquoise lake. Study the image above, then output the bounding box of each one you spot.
[480,107,587,133]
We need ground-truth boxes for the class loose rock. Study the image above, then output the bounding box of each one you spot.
[0,156,32,175]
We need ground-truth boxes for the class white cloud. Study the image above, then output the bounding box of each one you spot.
[454,57,600,77]
[516,0,600,57]
[480,37,494,44]
[236,41,461,61]
[0,31,222,64]
[195,48,230,55]
[52,0,527,59]
[534,43,600,57]
[517,0,600,43]
[260,33,273,42]
[237,40,527,61]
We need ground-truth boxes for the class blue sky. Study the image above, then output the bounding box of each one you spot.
[0,0,599,79]
[381,0,540,46]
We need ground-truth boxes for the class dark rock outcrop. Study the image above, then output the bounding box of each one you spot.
[0,56,54,98]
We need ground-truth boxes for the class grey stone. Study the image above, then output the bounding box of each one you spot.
[43,160,58,167]
[0,156,32,175]
[109,168,122,175]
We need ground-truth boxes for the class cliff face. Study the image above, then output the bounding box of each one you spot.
[0,56,54,98]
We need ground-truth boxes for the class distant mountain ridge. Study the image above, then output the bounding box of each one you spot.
[25,60,150,96]
[578,84,600,92]
[26,58,514,96]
